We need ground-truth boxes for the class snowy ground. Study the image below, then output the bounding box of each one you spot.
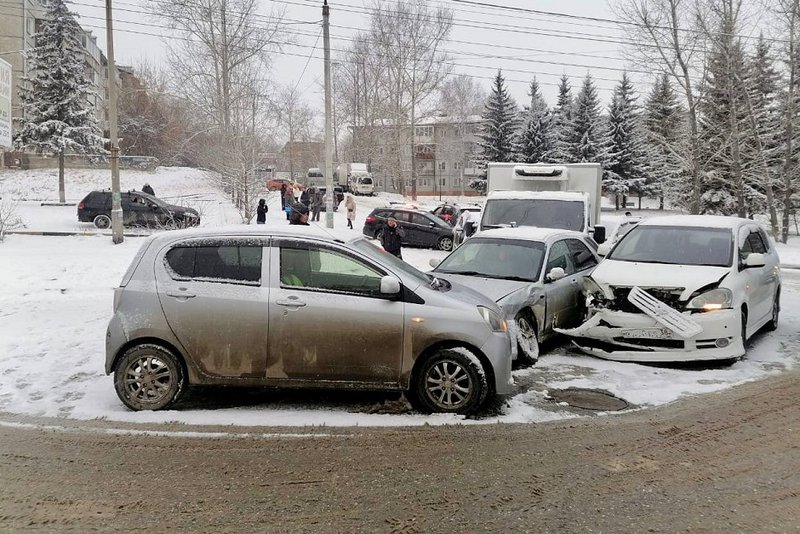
[1,167,800,427]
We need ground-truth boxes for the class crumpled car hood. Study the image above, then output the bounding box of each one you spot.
[592,259,730,300]
[435,273,535,303]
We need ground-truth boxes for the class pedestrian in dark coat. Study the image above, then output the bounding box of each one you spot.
[142,183,155,196]
[280,184,288,209]
[256,198,267,224]
[310,187,322,221]
[380,217,405,259]
[283,187,296,220]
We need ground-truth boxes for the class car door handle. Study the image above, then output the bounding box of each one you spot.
[166,290,196,299]
[276,298,307,308]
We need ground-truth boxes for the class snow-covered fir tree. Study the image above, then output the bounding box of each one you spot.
[698,12,752,216]
[642,73,684,209]
[513,78,553,163]
[548,74,573,162]
[745,34,782,235]
[477,70,518,169]
[14,0,104,203]
[603,73,649,208]
[565,74,606,164]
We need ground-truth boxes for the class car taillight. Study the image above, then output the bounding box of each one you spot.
[365,216,376,224]
[77,202,85,209]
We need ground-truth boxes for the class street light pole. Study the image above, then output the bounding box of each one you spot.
[105,0,123,243]
[323,0,334,228]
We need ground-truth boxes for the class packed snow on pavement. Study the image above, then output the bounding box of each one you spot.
[1,167,800,427]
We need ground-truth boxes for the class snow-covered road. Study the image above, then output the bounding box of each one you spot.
[1,167,800,427]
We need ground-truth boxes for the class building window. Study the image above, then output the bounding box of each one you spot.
[438,161,446,171]
[440,178,446,186]
[415,126,433,138]
[454,161,463,171]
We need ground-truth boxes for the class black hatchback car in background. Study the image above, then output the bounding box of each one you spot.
[363,207,454,251]
[78,190,201,229]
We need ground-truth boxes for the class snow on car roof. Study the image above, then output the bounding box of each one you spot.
[486,190,589,202]
[144,224,356,246]
[639,215,755,229]
[476,226,584,242]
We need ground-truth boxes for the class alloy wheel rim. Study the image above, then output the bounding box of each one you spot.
[440,238,453,250]
[97,216,110,228]
[517,317,539,358]
[124,355,173,404]
[425,359,472,409]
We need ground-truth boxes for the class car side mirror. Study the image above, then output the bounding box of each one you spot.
[594,225,607,244]
[546,267,566,282]
[429,222,436,227]
[744,253,766,268]
[150,204,159,210]
[597,243,612,257]
[429,258,441,268]
[380,275,402,295]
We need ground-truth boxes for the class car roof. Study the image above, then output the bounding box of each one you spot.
[475,227,585,243]
[377,207,432,215]
[638,215,756,230]
[144,224,359,248]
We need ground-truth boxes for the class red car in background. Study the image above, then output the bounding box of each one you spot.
[267,178,305,192]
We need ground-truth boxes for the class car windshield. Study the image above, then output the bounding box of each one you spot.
[435,238,545,282]
[359,177,372,184]
[137,191,167,208]
[350,238,430,285]
[482,199,585,232]
[608,225,733,267]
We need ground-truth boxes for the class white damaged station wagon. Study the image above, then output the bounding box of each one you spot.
[558,216,781,362]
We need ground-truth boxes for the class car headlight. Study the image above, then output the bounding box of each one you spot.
[478,306,508,333]
[686,288,732,311]
[582,276,605,298]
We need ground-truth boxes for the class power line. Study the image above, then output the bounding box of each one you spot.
[292,26,322,94]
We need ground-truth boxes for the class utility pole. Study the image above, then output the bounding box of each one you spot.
[323,0,334,228]
[105,0,123,244]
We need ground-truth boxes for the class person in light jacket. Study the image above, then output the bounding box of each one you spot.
[345,194,357,229]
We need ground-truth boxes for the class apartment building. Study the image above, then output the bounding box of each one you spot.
[0,0,118,163]
[350,115,483,196]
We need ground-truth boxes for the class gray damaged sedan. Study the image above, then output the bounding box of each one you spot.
[106,226,515,415]
[430,228,600,362]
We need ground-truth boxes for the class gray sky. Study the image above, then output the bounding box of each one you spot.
[71,0,647,111]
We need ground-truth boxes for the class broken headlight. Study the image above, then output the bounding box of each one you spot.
[686,288,732,311]
[478,306,508,333]
[582,276,605,299]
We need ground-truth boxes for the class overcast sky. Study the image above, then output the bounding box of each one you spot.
[70,0,651,112]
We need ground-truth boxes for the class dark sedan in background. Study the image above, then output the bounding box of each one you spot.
[363,207,455,251]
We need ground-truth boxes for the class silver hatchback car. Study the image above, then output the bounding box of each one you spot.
[106,226,514,414]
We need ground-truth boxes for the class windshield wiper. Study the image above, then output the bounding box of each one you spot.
[438,270,533,282]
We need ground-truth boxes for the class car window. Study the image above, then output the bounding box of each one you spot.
[280,245,384,296]
[393,211,412,223]
[746,230,767,255]
[566,239,598,271]
[165,245,262,284]
[546,240,575,275]
[411,213,430,226]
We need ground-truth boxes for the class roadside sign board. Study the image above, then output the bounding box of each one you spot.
[0,58,12,148]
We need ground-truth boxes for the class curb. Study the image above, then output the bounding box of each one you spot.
[6,230,149,238]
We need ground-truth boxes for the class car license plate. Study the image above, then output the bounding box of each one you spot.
[620,328,673,340]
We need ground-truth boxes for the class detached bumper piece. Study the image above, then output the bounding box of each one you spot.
[557,287,744,363]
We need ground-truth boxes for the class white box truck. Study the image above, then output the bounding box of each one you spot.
[476,162,606,243]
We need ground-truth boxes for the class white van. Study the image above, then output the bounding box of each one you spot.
[351,175,375,196]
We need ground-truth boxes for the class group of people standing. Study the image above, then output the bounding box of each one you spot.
[256,183,357,228]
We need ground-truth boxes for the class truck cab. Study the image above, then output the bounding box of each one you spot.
[476,163,606,244]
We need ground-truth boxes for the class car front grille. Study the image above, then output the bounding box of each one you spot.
[610,286,685,313]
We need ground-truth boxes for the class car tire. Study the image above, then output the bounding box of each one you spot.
[93,214,111,229]
[114,344,186,411]
[515,312,539,364]
[437,236,454,251]
[375,229,384,242]
[740,309,748,349]
[766,290,780,332]
[411,348,488,415]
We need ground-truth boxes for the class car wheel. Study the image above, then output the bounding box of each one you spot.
[437,236,454,251]
[93,214,111,229]
[114,344,186,411]
[515,312,539,364]
[164,219,178,230]
[766,290,780,331]
[412,348,488,415]
[375,229,384,242]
